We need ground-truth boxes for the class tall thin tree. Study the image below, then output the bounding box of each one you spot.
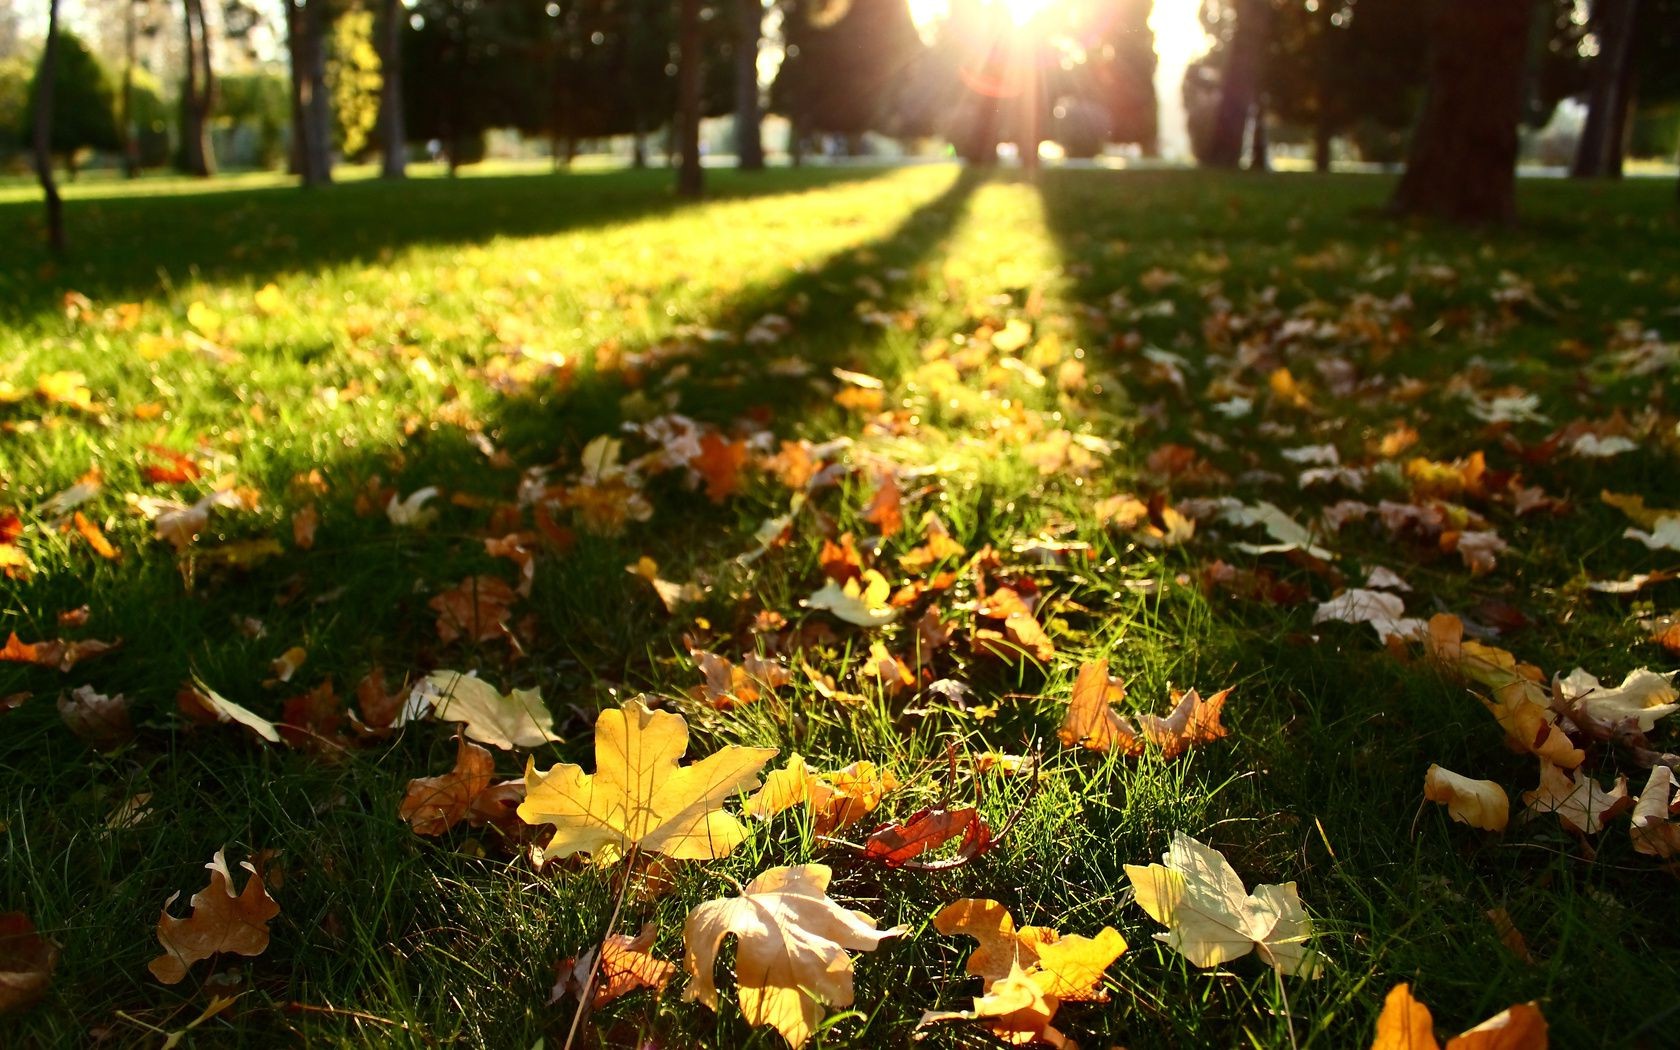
[178,0,215,175]
[676,0,703,197]
[377,0,406,178]
[1571,0,1640,178]
[33,0,65,253]
[734,0,764,169]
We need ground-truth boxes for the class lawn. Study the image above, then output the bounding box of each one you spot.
[2,164,1678,1048]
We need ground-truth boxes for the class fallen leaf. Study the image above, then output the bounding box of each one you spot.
[178,681,282,744]
[931,898,1126,1001]
[1369,982,1548,1050]
[1630,765,1680,859]
[400,734,497,836]
[861,806,990,869]
[0,913,58,1014]
[0,632,118,673]
[692,432,750,503]
[148,849,281,984]
[1125,831,1320,977]
[682,863,902,1048]
[1551,667,1679,732]
[1520,762,1629,835]
[918,960,1072,1048]
[553,921,676,1007]
[806,570,898,627]
[1423,765,1509,832]
[57,685,132,751]
[413,671,563,751]
[1315,589,1425,644]
[518,697,774,864]
[1059,660,1229,758]
[428,575,516,645]
[863,471,903,538]
[71,512,118,559]
[746,753,899,835]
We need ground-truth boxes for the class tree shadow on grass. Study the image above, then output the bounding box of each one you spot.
[0,166,906,323]
[0,167,983,1046]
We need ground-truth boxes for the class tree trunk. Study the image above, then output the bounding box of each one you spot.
[377,0,406,179]
[121,2,138,177]
[1020,48,1041,175]
[1389,0,1535,225]
[34,0,64,254]
[178,0,215,176]
[1247,99,1269,171]
[632,125,647,169]
[289,0,334,187]
[1572,0,1639,178]
[676,0,704,198]
[734,0,764,170]
[1312,108,1332,173]
[1206,0,1269,168]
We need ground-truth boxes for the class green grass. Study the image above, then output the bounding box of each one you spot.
[3,164,1679,1048]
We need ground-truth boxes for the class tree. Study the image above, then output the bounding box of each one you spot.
[676,0,703,196]
[178,0,216,175]
[1202,0,1269,169]
[20,31,119,178]
[1086,0,1157,154]
[1572,0,1640,178]
[1389,0,1535,225]
[33,0,64,253]
[376,0,405,177]
[774,0,927,155]
[287,0,334,185]
[734,0,764,168]
[219,71,290,168]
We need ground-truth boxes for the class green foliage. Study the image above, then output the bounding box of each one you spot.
[0,54,30,161]
[329,7,384,158]
[218,72,291,169]
[17,31,120,165]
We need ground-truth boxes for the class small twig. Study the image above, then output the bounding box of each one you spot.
[282,1002,409,1029]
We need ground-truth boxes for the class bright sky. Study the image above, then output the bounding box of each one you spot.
[907,0,1212,159]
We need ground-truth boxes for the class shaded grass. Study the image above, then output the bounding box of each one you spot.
[2,165,1678,1047]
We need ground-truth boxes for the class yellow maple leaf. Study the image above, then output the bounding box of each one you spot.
[1125,831,1320,977]
[682,864,902,1048]
[518,698,774,865]
[1423,765,1510,832]
[932,897,1126,1004]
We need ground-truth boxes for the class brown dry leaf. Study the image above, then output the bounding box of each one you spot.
[57,685,132,751]
[974,586,1055,663]
[353,666,406,731]
[400,734,497,836]
[1631,765,1680,859]
[745,753,899,835]
[269,646,307,684]
[863,471,903,538]
[552,921,676,1007]
[0,912,58,1014]
[1369,983,1548,1050]
[1520,761,1629,836]
[1423,765,1509,832]
[291,505,320,549]
[1059,660,1229,758]
[1485,907,1533,964]
[682,863,903,1048]
[148,850,281,984]
[900,514,965,571]
[428,575,516,645]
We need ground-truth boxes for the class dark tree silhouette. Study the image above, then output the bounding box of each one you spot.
[33,0,64,254]
[1390,0,1535,224]
[676,0,704,197]
[735,0,765,169]
[378,0,406,178]
[179,0,216,176]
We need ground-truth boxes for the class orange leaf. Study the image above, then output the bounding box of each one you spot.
[71,512,118,559]
[553,921,676,1007]
[691,432,749,503]
[863,472,903,538]
[861,807,990,869]
[0,912,58,1014]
